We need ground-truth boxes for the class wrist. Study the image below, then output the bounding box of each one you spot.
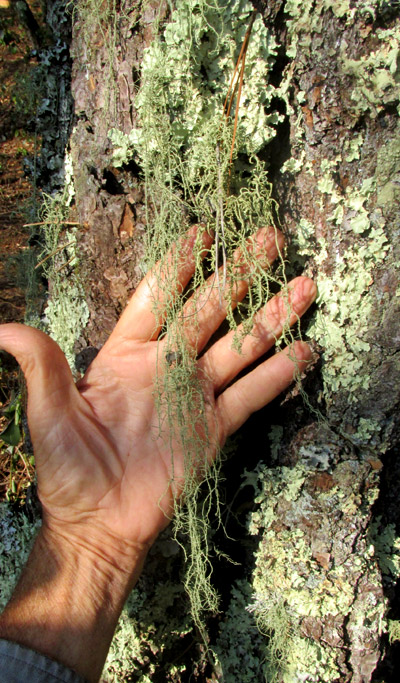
[42,514,150,582]
[0,520,149,682]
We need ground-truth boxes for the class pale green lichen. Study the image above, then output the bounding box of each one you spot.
[289,149,390,405]
[267,425,284,462]
[33,156,89,369]
[44,275,89,369]
[357,0,400,21]
[351,417,383,448]
[283,68,396,433]
[110,0,281,171]
[316,158,377,233]
[368,518,400,580]
[103,606,144,683]
[285,0,400,66]
[20,1,396,678]
[245,425,400,681]
[306,229,388,400]
[302,163,388,404]
[102,542,193,681]
[245,460,387,682]
[388,619,400,644]
[69,0,120,123]
[344,133,364,162]
[375,122,400,208]
[280,151,305,174]
[340,25,400,118]
[284,0,353,60]
[214,580,268,682]
[0,504,41,612]
[107,0,298,637]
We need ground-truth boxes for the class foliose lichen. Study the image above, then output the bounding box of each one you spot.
[286,130,393,418]
[306,217,389,402]
[102,533,193,681]
[244,457,395,682]
[280,6,399,447]
[0,503,41,612]
[285,0,400,72]
[388,618,400,644]
[31,153,89,370]
[340,24,400,118]
[214,579,267,682]
[109,0,281,172]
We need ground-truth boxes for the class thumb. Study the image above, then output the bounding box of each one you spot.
[0,323,76,416]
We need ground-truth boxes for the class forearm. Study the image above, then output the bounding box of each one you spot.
[0,522,149,683]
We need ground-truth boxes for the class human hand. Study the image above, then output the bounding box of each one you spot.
[0,225,316,563]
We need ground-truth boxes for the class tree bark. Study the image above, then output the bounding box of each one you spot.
[40,0,400,680]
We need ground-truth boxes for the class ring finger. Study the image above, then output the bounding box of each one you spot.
[175,225,284,354]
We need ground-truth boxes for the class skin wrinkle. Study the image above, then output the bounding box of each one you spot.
[43,521,149,582]
[79,379,152,430]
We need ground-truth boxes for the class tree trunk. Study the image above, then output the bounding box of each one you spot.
[35,0,400,680]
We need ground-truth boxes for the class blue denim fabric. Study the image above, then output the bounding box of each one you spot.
[0,639,87,682]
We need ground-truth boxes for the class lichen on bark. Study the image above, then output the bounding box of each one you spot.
[50,0,400,678]
[2,0,400,680]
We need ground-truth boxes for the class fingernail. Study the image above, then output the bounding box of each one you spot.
[304,278,317,300]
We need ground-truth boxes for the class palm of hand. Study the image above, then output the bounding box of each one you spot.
[0,226,316,551]
[36,336,220,547]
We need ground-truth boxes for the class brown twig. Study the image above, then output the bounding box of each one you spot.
[23,221,81,227]
[53,255,77,274]
[34,240,76,269]
[213,10,257,304]
[222,9,257,171]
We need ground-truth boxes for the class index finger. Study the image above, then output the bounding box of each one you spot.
[109,226,213,343]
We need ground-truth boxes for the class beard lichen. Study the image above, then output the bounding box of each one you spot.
[108,0,302,638]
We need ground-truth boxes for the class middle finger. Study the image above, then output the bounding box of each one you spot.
[175,225,284,355]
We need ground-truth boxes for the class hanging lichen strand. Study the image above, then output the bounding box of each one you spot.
[109,0,298,636]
